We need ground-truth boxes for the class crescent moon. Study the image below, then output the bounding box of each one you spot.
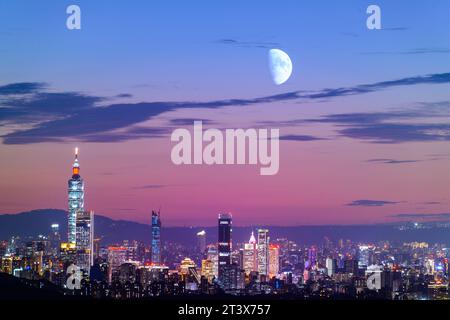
[268,49,293,85]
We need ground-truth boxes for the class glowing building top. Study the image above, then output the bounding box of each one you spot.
[249,231,256,244]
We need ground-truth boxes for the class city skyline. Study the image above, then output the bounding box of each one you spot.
[1,1,450,227]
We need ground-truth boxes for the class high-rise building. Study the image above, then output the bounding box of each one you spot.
[151,210,161,265]
[257,229,269,277]
[68,148,84,244]
[326,257,336,277]
[49,223,61,255]
[268,244,280,278]
[344,259,359,275]
[201,259,215,283]
[242,231,257,275]
[218,213,232,282]
[197,230,206,254]
[358,245,374,268]
[75,210,94,275]
[107,246,127,283]
[206,245,219,278]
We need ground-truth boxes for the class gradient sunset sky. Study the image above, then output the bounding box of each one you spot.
[1,0,450,226]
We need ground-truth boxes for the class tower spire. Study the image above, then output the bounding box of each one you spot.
[72,147,80,177]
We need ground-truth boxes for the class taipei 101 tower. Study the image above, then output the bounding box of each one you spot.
[68,148,84,244]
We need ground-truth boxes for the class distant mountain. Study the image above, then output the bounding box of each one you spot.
[0,209,151,245]
[1,209,450,246]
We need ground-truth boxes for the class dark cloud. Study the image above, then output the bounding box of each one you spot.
[0,92,103,123]
[0,82,46,95]
[307,105,450,144]
[1,72,450,144]
[346,200,400,207]
[169,118,214,126]
[279,134,326,141]
[338,123,450,144]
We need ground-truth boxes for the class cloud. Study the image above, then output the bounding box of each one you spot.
[216,38,280,49]
[169,118,214,126]
[366,158,420,164]
[0,82,46,95]
[380,27,409,31]
[362,47,450,55]
[307,105,450,143]
[116,93,133,98]
[391,213,450,220]
[132,184,166,190]
[1,72,450,144]
[346,199,400,207]
[279,134,326,141]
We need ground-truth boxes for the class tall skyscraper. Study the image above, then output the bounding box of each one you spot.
[49,223,61,255]
[68,147,84,244]
[242,231,257,275]
[257,229,269,277]
[326,257,336,277]
[107,246,127,283]
[268,244,280,278]
[197,230,206,255]
[206,245,219,278]
[75,210,94,275]
[218,213,232,282]
[151,210,161,265]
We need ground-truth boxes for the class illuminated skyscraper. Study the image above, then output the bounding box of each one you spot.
[218,213,232,282]
[206,245,219,277]
[268,244,280,278]
[68,147,84,244]
[151,210,161,265]
[197,230,206,254]
[243,231,257,275]
[75,210,94,275]
[326,257,336,277]
[257,229,269,277]
[107,246,127,283]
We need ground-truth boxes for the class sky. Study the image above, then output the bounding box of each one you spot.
[0,0,450,226]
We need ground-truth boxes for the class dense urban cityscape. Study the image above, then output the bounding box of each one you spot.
[0,149,449,300]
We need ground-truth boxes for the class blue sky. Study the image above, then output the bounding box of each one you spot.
[1,0,449,99]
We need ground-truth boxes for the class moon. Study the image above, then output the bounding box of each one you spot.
[268,49,292,85]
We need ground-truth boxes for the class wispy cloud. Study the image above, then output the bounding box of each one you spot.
[391,213,450,220]
[216,38,280,49]
[1,72,450,144]
[306,103,450,144]
[279,134,326,142]
[362,47,450,55]
[131,184,166,190]
[346,199,400,207]
[366,158,420,164]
